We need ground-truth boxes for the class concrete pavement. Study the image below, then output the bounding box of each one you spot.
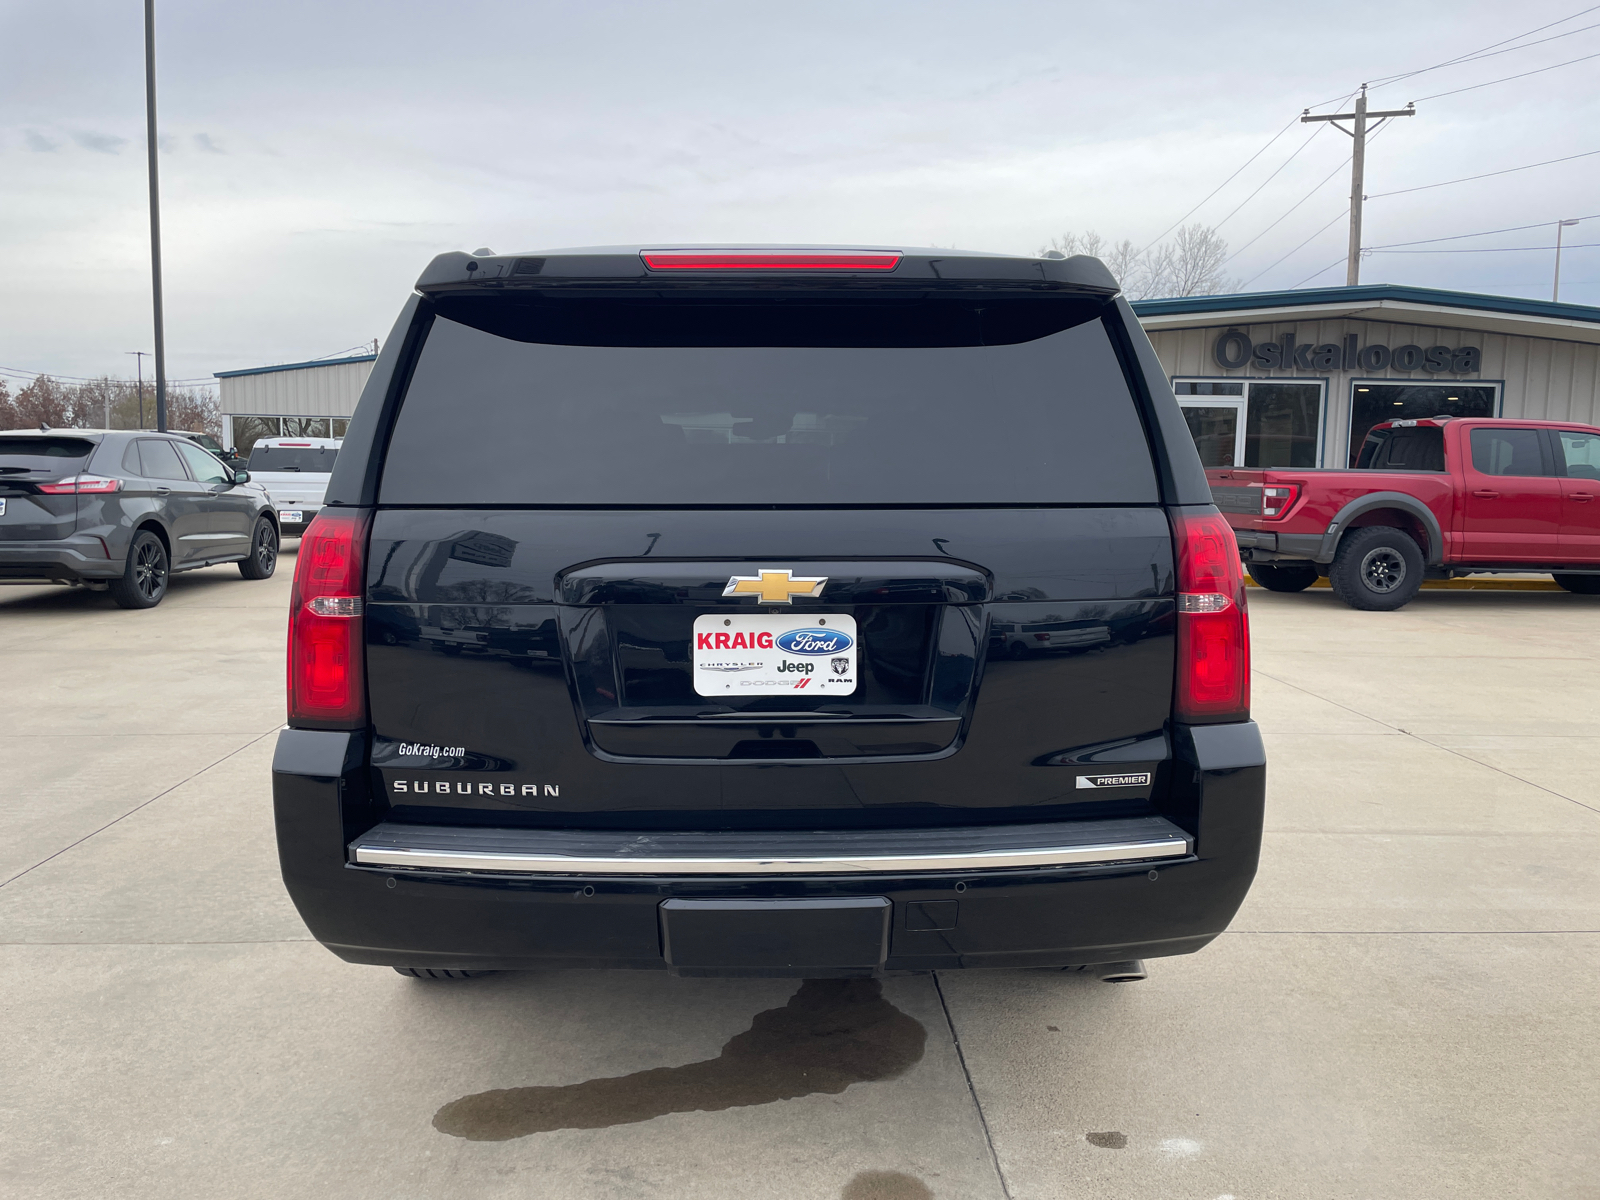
[2,562,1597,1198]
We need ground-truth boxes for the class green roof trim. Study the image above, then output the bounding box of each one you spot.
[215,353,377,380]
[1130,284,1600,325]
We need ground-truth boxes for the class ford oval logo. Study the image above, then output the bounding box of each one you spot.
[776,628,853,655]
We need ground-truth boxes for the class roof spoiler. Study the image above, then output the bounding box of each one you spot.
[414,246,1122,297]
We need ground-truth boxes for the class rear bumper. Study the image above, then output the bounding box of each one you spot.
[271,505,321,537]
[272,723,1265,974]
[0,537,121,583]
[1232,529,1325,563]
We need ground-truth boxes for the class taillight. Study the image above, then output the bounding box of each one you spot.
[640,249,902,271]
[287,509,370,726]
[37,475,122,494]
[1260,485,1299,518]
[1173,509,1250,724]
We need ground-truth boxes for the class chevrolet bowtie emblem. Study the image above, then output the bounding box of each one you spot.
[722,568,828,604]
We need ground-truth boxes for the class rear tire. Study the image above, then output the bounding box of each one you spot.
[109,531,169,609]
[238,517,278,580]
[392,967,496,980]
[1328,526,1424,611]
[1246,562,1319,593]
[1552,573,1600,594]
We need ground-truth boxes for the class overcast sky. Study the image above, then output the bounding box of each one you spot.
[2,0,1598,383]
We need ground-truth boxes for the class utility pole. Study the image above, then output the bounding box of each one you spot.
[1302,87,1415,286]
[143,0,168,432]
[1554,219,1580,301]
[127,351,149,428]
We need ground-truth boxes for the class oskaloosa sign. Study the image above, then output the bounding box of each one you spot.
[1213,329,1482,374]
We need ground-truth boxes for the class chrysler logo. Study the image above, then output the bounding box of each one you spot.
[722,568,828,604]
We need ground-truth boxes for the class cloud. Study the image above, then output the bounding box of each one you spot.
[193,132,225,154]
[24,130,59,152]
[71,130,127,154]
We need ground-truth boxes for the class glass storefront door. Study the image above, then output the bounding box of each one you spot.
[1176,380,1323,468]
[1181,399,1246,467]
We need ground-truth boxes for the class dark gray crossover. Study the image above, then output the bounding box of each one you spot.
[272,245,1265,982]
[0,429,279,608]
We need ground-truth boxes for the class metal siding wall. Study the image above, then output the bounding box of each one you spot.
[218,360,374,418]
[1145,320,1600,465]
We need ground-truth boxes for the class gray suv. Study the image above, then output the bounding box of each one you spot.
[0,429,279,608]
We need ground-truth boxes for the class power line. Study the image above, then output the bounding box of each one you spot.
[1369,243,1600,253]
[1366,148,1600,199]
[1289,256,1350,289]
[1412,49,1600,101]
[1367,4,1600,88]
[1131,112,1309,257]
[0,365,215,385]
[1210,124,1331,233]
[1223,157,1350,263]
[1242,208,1350,288]
[1367,214,1600,249]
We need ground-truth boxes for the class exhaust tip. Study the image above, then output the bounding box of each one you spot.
[1095,960,1147,983]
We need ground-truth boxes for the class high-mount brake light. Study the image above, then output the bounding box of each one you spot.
[287,509,370,726]
[37,475,122,494]
[640,249,902,271]
[1173,510,1250,723]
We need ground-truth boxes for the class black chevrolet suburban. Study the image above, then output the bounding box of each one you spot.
[272,246,1264,980]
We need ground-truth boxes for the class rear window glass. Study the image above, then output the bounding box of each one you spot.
[249,445,338,472]
[0,436,95,466]
[1359,427,1445,471]
[380,299,1157,505]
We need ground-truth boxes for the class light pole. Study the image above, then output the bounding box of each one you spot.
[144,0,168,432]
[1554,219,1580,302]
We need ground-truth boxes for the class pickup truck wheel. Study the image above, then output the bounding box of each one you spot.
[1246,562,1319,592]
[393,967,496,980]
[109,531,169,609]
[1329,526,1424,611]
[237,518,278,580]
[1552,573,1600,594]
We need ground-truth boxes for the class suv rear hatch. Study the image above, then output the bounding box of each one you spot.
[358,253,1178,831]
[0,435,99,542]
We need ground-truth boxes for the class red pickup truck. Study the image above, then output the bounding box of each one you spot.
[1208,417,1600,610]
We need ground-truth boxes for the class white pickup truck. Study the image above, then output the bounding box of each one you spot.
[245,437,340,539]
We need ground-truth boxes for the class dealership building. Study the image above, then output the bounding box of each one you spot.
[213,284,1600,468]
[214,353,376,455]
[1132,284,1600,470]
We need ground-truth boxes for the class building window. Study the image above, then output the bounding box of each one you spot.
[1175,379,1323,468]
[226,415,351,455]
[1347,384,1499,466]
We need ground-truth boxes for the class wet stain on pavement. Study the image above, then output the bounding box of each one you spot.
[841,1169,934,1199]
[1086,1131,1128,1149]
[433,978,927,1140]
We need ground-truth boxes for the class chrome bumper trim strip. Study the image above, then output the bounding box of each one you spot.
[351,836,1191,876]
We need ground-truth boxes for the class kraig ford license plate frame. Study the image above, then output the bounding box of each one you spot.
[692,613,857,697]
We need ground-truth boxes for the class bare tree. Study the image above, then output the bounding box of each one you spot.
[0,375,221,437]
[1040,224,1240,300]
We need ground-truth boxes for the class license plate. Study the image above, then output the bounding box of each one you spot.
[693,613,857,696]
[279,510,303,523]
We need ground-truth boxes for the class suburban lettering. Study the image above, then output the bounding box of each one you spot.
[393,780,407,792]
[522,784,538,795]
[479,783,493,795]
[500,784,515,796]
